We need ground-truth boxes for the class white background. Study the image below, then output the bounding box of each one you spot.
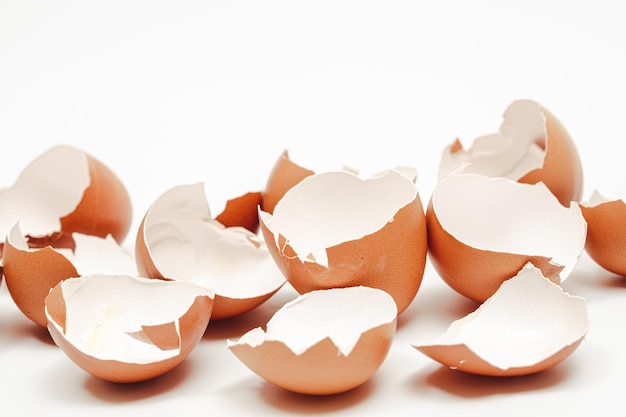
[1,1,625,416]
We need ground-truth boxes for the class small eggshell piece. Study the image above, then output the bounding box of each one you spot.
[228,286,397,395]
[413,263,589,376]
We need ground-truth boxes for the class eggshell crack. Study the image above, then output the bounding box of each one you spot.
[227,286,397,395]
[426,170,587,302]
[259,169,428,315]
[45,274,214,383]
[413,263,589,376]
[135,182,286,320]
[438,99,583,206]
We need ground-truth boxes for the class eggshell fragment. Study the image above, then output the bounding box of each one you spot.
[135,183,286,320]
[0,145,132,247]
[413,263,589,376]
[214,191,263,233]
[259,169,427,315]
[2,222,138,327]
[579,190,626,275]
[438,99,583,206]
[426,170,587,302]
[45,274,214,383]
[227,286,397,395]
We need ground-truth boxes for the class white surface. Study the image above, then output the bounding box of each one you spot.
[1,1,625,416]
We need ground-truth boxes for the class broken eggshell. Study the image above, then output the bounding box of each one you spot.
[579,190,626,276]
[259,169,427,315]
[413,263,589,377]
[135,182,286,320]
[426,170,587,302]
[2,222,138,327]
[0,145,132,248]
[438,99,583,207]
[45,274,214,383]
[227,286,397,395]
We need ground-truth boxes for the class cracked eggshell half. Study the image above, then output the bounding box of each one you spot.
[227,286,397,395]
[438,99,583,206]
[45,274,214,383]
[2,222,138,327]
[413,263,589,376]
[426,171,587,302]
[0,145,132,249]
[135,183,286,320]
[259,169,427,315]
[579,190,626,275]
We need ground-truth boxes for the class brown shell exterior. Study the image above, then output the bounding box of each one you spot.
[415,337,584,377]
[517,105,584,207]
[59,152,133,244]
[425,199,564,302]
[2,235,79,327]
[229,320,396,395]
[580,200,626,275]
[261,150,315,215]
[135,213,282,320]
[45,287,213,383]
[260,195,427,316]
[215,191,263,233]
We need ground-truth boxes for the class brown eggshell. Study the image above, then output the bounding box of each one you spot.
[3,222,138,327]
[135,183,286,320]
[0,145,132,246]
[259,169,427,315]
[261,149,315,215]
[427,171,586,302]
[439,99,583,207]
[3,223,78,327]
[228,286,397,395]
[45,274,214,383]
[579,191,626,275]
[215,191,263,233]
[414,263,589,376]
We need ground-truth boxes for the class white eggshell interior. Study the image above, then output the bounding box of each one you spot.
[49,275,213,363]
[438,99,546,181]
[6,222,138,276]
[433,172,587,280]
[144,183,285,298]
[581,189,614,207]
[0,145,90,238]
[260,170,417,267]
[228,286,397,356]
[423,263,589,369]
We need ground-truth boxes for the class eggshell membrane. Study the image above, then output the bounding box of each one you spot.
[228,286,397,395]
[427,171,586,302]
[135,183,286,320]
[414,263,589,376]
[0,145,132,247]
[438,99,583,207]
[579,191,626,275]
[3,222,138,327]
[45,274,214,383]
[261,150,315,215]
[259,169,427,315]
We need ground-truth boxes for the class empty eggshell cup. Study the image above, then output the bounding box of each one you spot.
[227,285,397,395]
[259,169,427,315]
[135,182,286,320]
[413,263,589,377]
